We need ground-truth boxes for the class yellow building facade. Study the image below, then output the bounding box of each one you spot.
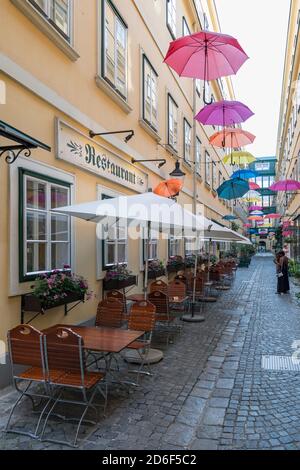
[276,0,300,258]
[0,0,245,386]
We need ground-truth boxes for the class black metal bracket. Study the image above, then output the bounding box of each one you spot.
[89,129,134,143]
[0,145,33,164]
[21,298,84,325]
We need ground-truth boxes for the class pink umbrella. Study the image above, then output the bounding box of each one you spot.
[264,213,281,219]
[164,31,248,104]
[243,223,252,228]
[195,100,254,126]
[248,205,263,211]
[283,231,293,237]
[249,182,260,190]
[269,180,300,191]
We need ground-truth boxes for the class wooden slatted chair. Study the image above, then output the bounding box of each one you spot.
[5,325,52,439]
[168,280,189,317]
[126,301,156,383]
[106,289,127,314]
[41,327,107,448]
[148,291,174,344]
[149,280,168,295]
[174,274,187,285]
[95,298,124,328]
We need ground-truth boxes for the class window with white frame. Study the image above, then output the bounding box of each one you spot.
[144,238,158,261]
[101,194,127,267]
[168,236,181,257]
[20,170,71,280]
[102,0,127,98]
[142,55,158,131]
[184,237,196,256]
[212,161,217,190]
[182,16,190,36]
[183,118,192,163]
[168,94,178,150]
[195,137,201,175]
[30,0,71,38]
[205,151,211,185]
[166,0,176,38]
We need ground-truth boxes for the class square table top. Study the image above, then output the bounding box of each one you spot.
[43,324,144,353]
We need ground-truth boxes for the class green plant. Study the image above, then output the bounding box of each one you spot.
[105,264,132,281]
[148,259,165,272]
[288,260,300,278]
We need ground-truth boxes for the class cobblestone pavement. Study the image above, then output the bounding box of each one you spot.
[1,254,300,450]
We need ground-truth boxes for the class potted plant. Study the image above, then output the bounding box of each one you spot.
[103,265,136,290]
[147,259,166,279]
[22,266,92,314]
[167,255,185,273]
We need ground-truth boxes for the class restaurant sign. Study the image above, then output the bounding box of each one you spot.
[56,120,147,193]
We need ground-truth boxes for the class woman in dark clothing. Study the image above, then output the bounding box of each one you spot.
[277,251,290,294]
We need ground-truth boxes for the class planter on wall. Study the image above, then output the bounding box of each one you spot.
[167,263,185,273]
[103,275,137,291]
[147,268,166,280]
[22,291,85,313]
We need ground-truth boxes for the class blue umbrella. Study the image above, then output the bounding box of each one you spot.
[231,169,258,179]
[223,214,238,221]
[217,178,250,200]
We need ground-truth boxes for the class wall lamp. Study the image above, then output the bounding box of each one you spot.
[89,129,134,143]
[131,158,166,169]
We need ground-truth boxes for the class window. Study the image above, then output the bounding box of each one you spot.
[142,55,158,131]
[102,194,127,267]
[168,236,181,257]
[195,137,201,175]
[102,0,127,98]
[20,170,71,281]
[205,151,211,185]
[182,16,190,36]
[166,0,176,38]
[212,161,217,190]
[30,0,70,38]
[195,79,201,97]
[183,119,192,163]
[144,238,158,261]
[184,238,196,256]
[168,94,178,150]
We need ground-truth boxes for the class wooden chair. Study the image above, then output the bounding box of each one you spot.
[174,274,187,284]
[5,325,52,439]
[126,301,156,383]
[95,298,124,328]
[148,291,174,344]
[149,280,168,295]
[41,327,107,448]
[168,280,189,317]
[106,289,127,313]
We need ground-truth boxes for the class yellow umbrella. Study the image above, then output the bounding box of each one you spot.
[223,151,256,165]
[242,190,261,203]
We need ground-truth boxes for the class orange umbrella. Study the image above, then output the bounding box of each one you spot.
[209,128,256,148]
[153,179,183,198]
[248,215,264,221]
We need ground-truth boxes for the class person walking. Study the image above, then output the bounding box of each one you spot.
[275,251,290,294]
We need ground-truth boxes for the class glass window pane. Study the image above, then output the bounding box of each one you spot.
[106,242,115,265]
[51,185,69,209]
[26,179,46,210]
[51,214,69,241]
[26,242,47,273]
[51,242,69,269]
[104,2,116,84]
[116,18,126,95]
[27,211,47,241]
[33,0,47,12]
[117,243,126,263]
[50,0,69,36]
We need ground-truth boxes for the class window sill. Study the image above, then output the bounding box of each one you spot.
[182,160,192,173]
[11,0,80,61]
[95,75,132,114]
[139,119,161,142]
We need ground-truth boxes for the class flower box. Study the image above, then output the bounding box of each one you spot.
[167,263,185,273]
[147,268,166,280]
[21,291,85,313]
[103,275,137,291]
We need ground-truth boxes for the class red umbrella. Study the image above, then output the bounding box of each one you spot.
[264,213,281,219]
[153,179,183,198]
[210,128,256,149]
[164,31,248,104]
[249,182,260,190]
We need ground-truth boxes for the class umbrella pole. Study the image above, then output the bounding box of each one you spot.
[182,237,205,323]
[144,221,150,300]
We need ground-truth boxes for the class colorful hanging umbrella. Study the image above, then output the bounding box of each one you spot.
[164,31,248,104]
[210,129,256,149]
[249,182,260,190]
[264,213,281,220]
[217,178,250,200]
[223,151,256,165]
[248,216,264,221]
[250,211,264,216]
[243,223,252,228]
[248,205,263,211]
[269,180,300,191]
[242,190,261,201]
[153,179,183,198]
[195,100,254,126]
[223,214,238,221]
[231,169,257,180]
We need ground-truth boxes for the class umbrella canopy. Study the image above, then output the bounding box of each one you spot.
[222,214,238,221]
[195,100,254,126]
[269,180,300,191]
[243,223,252,228]
[164,31,248,81]
[249,182,260,190]
[210,129,256,148]
[242,190,261,201]
[248,205,263,211]
[223,151,256,165]
[231,169,257,180]
[248,215,264,221]
[250,210,264,215]
[264,213,281,219]
[217,178,249,200]
[153,179,183,198]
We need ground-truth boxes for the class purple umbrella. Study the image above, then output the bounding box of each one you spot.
[195,100,254,126]
[269,180,300,191]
